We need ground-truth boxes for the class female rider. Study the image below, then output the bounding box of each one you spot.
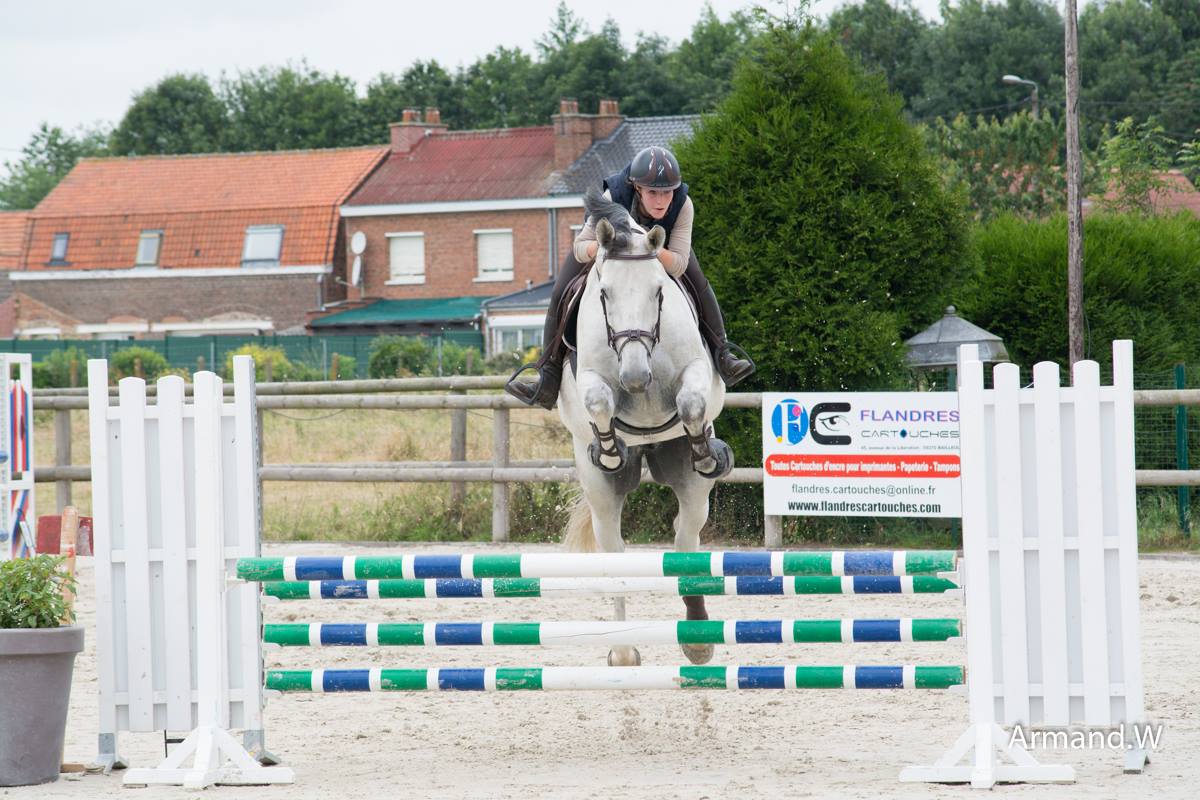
[505,146,754,409]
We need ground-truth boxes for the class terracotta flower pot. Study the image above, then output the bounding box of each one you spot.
[0,626,84,786]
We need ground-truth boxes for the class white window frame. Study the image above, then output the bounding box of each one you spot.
[385,232,426,285]
[474,228,514,282]
[241,225,284,266]
[135,230,162,266]
[50,232,69,262]
[488,312,545,355]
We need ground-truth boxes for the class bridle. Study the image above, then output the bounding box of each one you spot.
[597,250,664,363]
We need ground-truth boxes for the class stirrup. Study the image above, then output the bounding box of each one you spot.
[504,362,557,410]
[715,341,755,388]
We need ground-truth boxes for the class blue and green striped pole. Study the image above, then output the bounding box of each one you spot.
[238,550,957,582]
[266,665,966,692]
[260,575,959,600]
[262,618,962,648]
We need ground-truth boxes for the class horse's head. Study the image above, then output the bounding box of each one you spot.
[593,214,668,394]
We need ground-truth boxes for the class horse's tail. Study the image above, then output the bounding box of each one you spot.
[562,492,597,552]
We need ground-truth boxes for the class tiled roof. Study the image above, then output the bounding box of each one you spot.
[0,212,29,269]
[1084,171,1200,217]
[34,147,388,217]
[482,280,553,310]
[549,116,701,195]
[22,147,387,270]
[22,208,339,271]
[346,127,556,206]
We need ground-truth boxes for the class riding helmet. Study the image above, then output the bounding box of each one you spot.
[628,146,681,190]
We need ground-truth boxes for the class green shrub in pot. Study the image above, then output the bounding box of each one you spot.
[0,555,84,786]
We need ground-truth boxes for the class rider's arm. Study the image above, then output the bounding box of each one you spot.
[657,197,692,278]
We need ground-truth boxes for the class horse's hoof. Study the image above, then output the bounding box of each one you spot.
[681,643,714,665]
[589,438,628,474]
[607,647,641,667]
[695,438,734,480]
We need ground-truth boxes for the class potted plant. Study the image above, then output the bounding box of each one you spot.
[0,555,84,786]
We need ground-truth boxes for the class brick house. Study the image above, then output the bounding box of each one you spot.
[0,212,30,336]
[321,102,699,355]
[10,146,387,338]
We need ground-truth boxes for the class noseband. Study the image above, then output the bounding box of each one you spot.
[598,250,664,363]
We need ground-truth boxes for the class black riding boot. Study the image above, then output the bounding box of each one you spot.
[683,254,755,387]
[504,252,587,410]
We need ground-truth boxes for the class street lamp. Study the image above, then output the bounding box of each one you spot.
[1001,74,1039,119]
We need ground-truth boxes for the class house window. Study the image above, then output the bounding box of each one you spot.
[386,232,425,284]
[50,233,69,263]
[491,324,543,354]
[475,229,513,281]
[241,225,283,266]
[135,230,162,266]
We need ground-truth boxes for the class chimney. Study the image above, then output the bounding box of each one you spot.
[552,98,624,171]
[389,107,448,154]
[594,98,622,139]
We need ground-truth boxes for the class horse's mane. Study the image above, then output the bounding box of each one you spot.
[583,187,633,252]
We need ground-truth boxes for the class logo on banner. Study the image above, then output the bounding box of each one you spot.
[770,398,809,445]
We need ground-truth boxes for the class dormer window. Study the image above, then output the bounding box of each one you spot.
[135,230,162,266]
[242,225,283,267]
[50,232,69,264]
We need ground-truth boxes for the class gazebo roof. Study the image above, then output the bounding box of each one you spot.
[904,306,1009,369]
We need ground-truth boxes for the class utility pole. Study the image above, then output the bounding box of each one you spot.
[1065,0,1085,367]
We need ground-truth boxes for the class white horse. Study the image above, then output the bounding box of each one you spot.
[559,189,734,667]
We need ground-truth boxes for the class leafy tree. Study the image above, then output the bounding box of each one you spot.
[667,5,760,114]
[110,73,227,155]
[221,63,366,151]
[621,34,687,117]
[917,0,1063,121]
[827,0,932,112]
[460,48,540,129]
[923,110,1102,220]
[1080,0,1186,141]
[536,19,628,119]
[362,61,467,134]
[674,14,970,457]
[1178,129,1200,186]
[1096,117,1177,214]
[0,123,110,210]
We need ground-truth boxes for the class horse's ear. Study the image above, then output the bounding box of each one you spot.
[646,225,666,252]
[596,218,615,249]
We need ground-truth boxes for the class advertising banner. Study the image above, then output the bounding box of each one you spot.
[762,392,961,518]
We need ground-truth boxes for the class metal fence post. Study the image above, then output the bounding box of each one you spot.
[764,514,782,548]
[1176,364,1190,534]
[492,407,510,542]
[54,409,72,512]
[450,389,467,509]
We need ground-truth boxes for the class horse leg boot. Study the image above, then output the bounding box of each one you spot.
[504,252,587,409]
[577,370,627,472]
[682,253,755,387]
[676,360,734,480]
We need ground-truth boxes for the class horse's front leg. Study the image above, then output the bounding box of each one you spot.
[576,368,627,473]
[675,360,733,480]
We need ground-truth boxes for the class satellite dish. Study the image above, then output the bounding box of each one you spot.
[350,231,367,255]
[351,255,362,287]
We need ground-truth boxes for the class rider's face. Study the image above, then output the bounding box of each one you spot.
[636,186,673,220]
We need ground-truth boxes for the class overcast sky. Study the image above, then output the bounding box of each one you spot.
[1,0,1092,168]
